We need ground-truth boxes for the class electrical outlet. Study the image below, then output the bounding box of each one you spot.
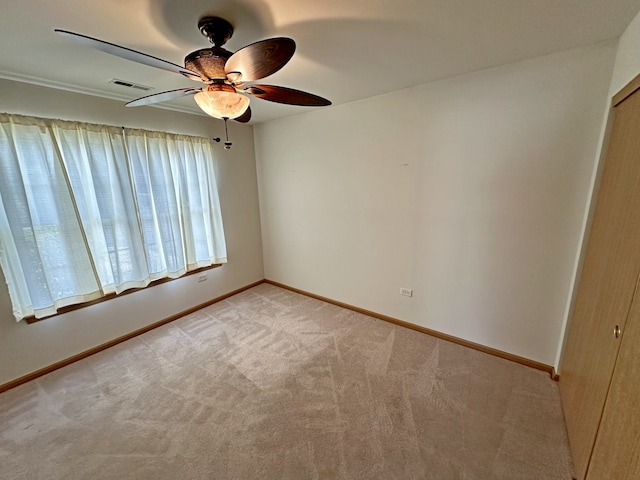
[400,288,413,297]
[197,274,207,283]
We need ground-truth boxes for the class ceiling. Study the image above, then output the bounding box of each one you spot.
[1,0,639,124]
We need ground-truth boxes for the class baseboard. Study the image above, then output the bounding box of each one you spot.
[0,279,265,394]
[265,279,558,380]
[0,277,558,394]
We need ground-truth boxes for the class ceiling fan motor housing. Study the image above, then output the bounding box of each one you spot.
[184,47,232,81]
[54,14,330,117]
[198,16,234,47]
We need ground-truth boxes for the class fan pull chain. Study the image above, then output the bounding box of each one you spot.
[223,118,232,149]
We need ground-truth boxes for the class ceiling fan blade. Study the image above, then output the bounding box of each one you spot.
[125,88,201,107]
[245,85,331,106]
[234,106,252,123]
[225,38,296,82]
[55,29,204,82]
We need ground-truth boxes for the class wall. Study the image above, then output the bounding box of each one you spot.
[609,10,640,96]
[555,9,640,372]
[0,79,264,385]
[255,42,616,367]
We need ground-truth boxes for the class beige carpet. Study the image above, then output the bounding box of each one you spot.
[0,283,573,479]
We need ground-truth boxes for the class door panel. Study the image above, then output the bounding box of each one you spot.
[586,285,640,480]
[559,89,640,479]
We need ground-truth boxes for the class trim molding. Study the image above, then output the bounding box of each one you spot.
[0,279,265,394]
[25,264,223,324]
[0,70,206,117]
[613,71,640,107]
[265,279,558,380]
[1,277,560,394]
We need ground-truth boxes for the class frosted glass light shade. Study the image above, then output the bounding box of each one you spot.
[194,84,250,119]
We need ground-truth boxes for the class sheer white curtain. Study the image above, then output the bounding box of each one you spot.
[124,129,227,275]
[52,121,149,294]
[0,115,102,319]
[0,114,226,321]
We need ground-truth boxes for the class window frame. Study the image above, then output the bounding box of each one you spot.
[23,263,221,324]
[0,113,227,322]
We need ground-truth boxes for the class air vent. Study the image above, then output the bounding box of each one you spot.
[109,79,153,91]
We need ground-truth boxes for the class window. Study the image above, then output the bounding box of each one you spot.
[0,114,227,321]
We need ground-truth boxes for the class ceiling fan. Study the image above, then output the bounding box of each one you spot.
[55,16,331,124]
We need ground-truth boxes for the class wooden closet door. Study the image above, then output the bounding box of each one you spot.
[586,284,640,480]
[559,87,640,480]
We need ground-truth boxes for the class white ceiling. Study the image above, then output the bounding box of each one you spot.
[1,0,639,124]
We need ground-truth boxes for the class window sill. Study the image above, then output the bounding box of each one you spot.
[24,264,222,324]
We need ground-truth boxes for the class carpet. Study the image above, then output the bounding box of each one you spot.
[0,283,573,479]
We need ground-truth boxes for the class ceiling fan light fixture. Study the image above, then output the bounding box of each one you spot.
[56,18,330,122]
[194,84,250,120]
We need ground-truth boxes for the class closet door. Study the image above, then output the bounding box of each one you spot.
[559,86,640,480]
[586,285,640,479]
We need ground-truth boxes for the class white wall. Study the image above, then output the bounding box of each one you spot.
[255,42,616,367]
[555,9,640,371]
[0,79,264,385]
[609,10,640,96]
